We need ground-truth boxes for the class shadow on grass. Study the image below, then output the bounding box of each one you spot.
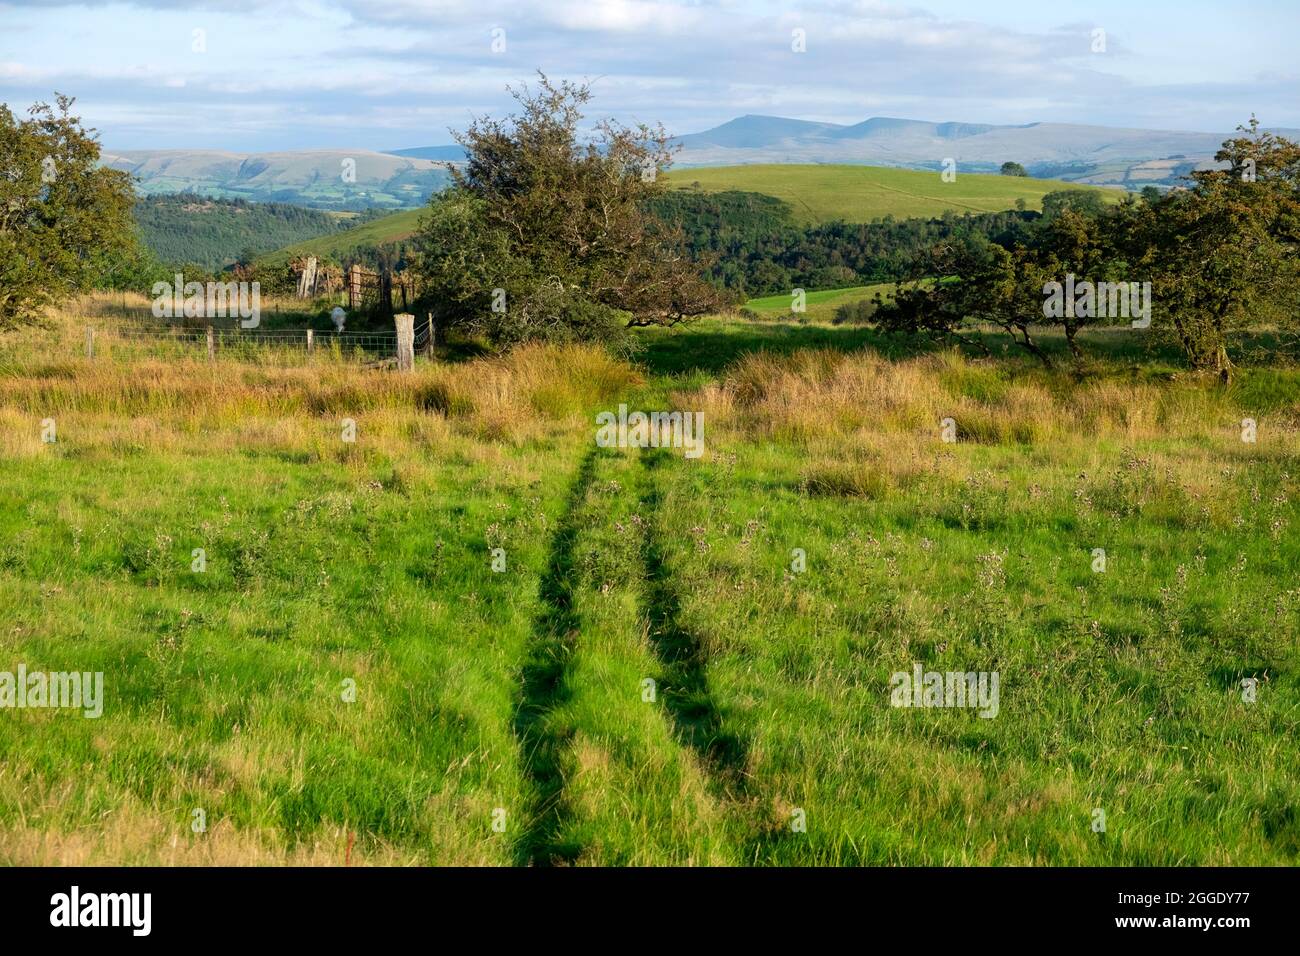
[636,320,892,376]
[636,317,1300,380]
[638,448,750,796]
[510,446,601,866]
[639,449,810,863]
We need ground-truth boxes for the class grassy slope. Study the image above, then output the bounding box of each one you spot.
[2,308,1297,864]
[258,162,1112,268]
[256,208,425,268]
[0,313,639,864]
[744,282,895,323]
[667,164,1113,225]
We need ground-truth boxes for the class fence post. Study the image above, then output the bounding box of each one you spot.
[296,256,318,299]
[306,329,314,354]
[425,313,435,357]
[85,327,94,359]
[207,326,216,362]
[395,313,415,371]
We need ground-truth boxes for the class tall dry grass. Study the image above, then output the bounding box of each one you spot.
[683,347,1298,503]
[0,338,641,461]
[692,347,1293,444]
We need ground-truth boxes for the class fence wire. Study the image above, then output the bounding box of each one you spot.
[99,325,403,363]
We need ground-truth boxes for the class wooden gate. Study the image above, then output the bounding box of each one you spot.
[346,264,419,314]
[347,264,389,313]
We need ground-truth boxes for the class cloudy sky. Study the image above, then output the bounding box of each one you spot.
[1,0,1297,152]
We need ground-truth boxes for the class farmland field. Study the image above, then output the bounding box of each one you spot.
[257,208,426,269]
[1,303,1296,865]
[257,161,1114,269]
[744,283,896,323]
[666,164,1114,225]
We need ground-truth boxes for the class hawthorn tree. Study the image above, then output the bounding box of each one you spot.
[0,95,136,329]
[1033,206,1119,357]
[873,120,1300,374]
[414,74,722,350]
[1143,118,1300,378]
[873,237,1057,365]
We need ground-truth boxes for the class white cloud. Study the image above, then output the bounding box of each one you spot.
[1,0,1295,150]
[547,0,704,33]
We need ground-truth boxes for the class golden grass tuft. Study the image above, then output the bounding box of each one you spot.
[0,324,642,461]
[693,346,1295,452]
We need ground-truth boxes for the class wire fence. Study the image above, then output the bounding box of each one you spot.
[83,323,418,365]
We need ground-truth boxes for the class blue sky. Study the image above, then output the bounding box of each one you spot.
[1,0,1296,152]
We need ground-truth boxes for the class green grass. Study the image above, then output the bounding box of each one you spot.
[744,282,895,323]
[258,161,1114,268]
[1,314,1296,864]
[638,374,1300,863]
[256,208,426,268]
[0,433,557,863]
[667,164,1115,225]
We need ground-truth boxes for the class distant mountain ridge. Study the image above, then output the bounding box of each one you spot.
[385,145,469,162]
[664,114,1300,188]
[102,148,452,210]
[106,115,1300,207]
[378,114,1259,190]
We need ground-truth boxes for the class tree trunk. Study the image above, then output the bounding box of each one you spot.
[1065,323,1082,360]
[1007,323,1053,368]
[1212,342,1233,383]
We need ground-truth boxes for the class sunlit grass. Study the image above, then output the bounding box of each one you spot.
[1,306,1296,864]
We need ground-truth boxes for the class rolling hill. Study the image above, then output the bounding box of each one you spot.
[101,149,452,210]
[108,117,1299,214]
[256,159,1118,265]
[255,207,426,267]
[256,163,1111,267]
[744,282,896,323]
[664,164,1112,225]
[668,114,1256,187]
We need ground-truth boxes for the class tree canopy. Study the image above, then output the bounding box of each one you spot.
[414,74,722,349]
[873,119,1300,375]
[0,95,137,329]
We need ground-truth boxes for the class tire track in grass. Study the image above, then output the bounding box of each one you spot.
[638,447,751,799]
[640,446,805,863]
[510,446,601,866]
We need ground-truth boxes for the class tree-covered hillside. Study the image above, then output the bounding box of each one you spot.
[251,186,1050,300]
[132,194,366,270]
[652,188,1041,296]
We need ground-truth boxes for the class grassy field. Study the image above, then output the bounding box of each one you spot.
[257,208,426,269]
[667,164,1114,225]
[744,282,895,323]
[1,305,1297,864]
[257,162,1114,268]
